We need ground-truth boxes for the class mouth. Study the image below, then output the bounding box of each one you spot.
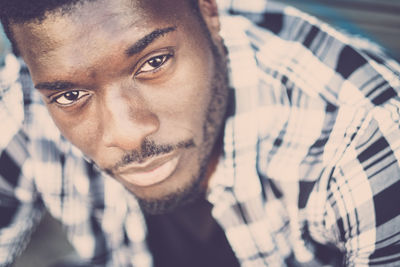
[114,153,181,187]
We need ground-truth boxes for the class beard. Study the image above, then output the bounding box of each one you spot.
[135,42,230,215]
[136,157,209,214]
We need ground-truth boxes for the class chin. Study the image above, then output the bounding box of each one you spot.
[133,172,207,215]
[136,182,205,215]
[128,159,209,215]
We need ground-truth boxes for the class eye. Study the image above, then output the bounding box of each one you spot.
[51,90,91,105]
[138,54,172,74]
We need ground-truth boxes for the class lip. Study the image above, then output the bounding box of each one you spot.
[115,153,181,187]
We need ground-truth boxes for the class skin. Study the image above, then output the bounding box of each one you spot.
[12,0,229,213]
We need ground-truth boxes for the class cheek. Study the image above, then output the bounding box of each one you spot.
[144,51,215,137]
[147,73,213,145]
[47,105,101,157]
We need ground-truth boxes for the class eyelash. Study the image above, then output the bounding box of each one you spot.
[49,90,91,106]
[136,53,173,76]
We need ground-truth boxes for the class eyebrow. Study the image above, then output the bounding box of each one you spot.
[35,26,177,91]
[35,81,78,91]
[125,26,177,57]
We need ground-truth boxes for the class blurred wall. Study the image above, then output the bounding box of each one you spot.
[0,25,10,60]
[272,0,400,61]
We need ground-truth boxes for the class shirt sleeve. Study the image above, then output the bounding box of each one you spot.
[0,131,45,266]
[0,54,45,266]
[307,55,400,266]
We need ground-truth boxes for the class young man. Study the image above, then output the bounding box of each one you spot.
[0,0,399,266]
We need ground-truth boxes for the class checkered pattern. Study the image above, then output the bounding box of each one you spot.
[1,1,400,266]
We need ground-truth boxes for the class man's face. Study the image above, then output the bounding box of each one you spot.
[12,0,229,213]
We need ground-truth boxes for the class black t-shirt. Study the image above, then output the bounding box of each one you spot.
[144,197,240,267]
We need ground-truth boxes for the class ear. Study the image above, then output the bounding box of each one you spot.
[197,0,221,39]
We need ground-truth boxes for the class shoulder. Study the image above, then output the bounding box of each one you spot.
[222,1,400,109]
[221,2,400,264]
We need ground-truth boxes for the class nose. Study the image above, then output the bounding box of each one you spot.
[100,87,159,151]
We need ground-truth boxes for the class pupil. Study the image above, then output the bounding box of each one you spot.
[64,91,79,101]
[149,56,163,67]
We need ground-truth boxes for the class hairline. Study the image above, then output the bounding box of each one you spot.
[1,0,201,56]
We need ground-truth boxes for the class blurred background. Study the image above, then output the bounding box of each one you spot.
[0,0,399,266]
[275,0,400,60]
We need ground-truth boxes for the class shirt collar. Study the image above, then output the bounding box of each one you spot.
[207,14,264,203]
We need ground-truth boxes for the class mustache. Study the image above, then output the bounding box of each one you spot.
[106,138,195,173]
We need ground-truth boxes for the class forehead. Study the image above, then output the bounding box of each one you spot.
[15,0,191,30]
[11,0,192,53]
[11,0,195,78]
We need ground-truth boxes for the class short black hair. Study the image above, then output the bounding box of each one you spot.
[0,0,200,56]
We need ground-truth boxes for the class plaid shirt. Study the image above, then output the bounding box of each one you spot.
[1,1,400,266]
